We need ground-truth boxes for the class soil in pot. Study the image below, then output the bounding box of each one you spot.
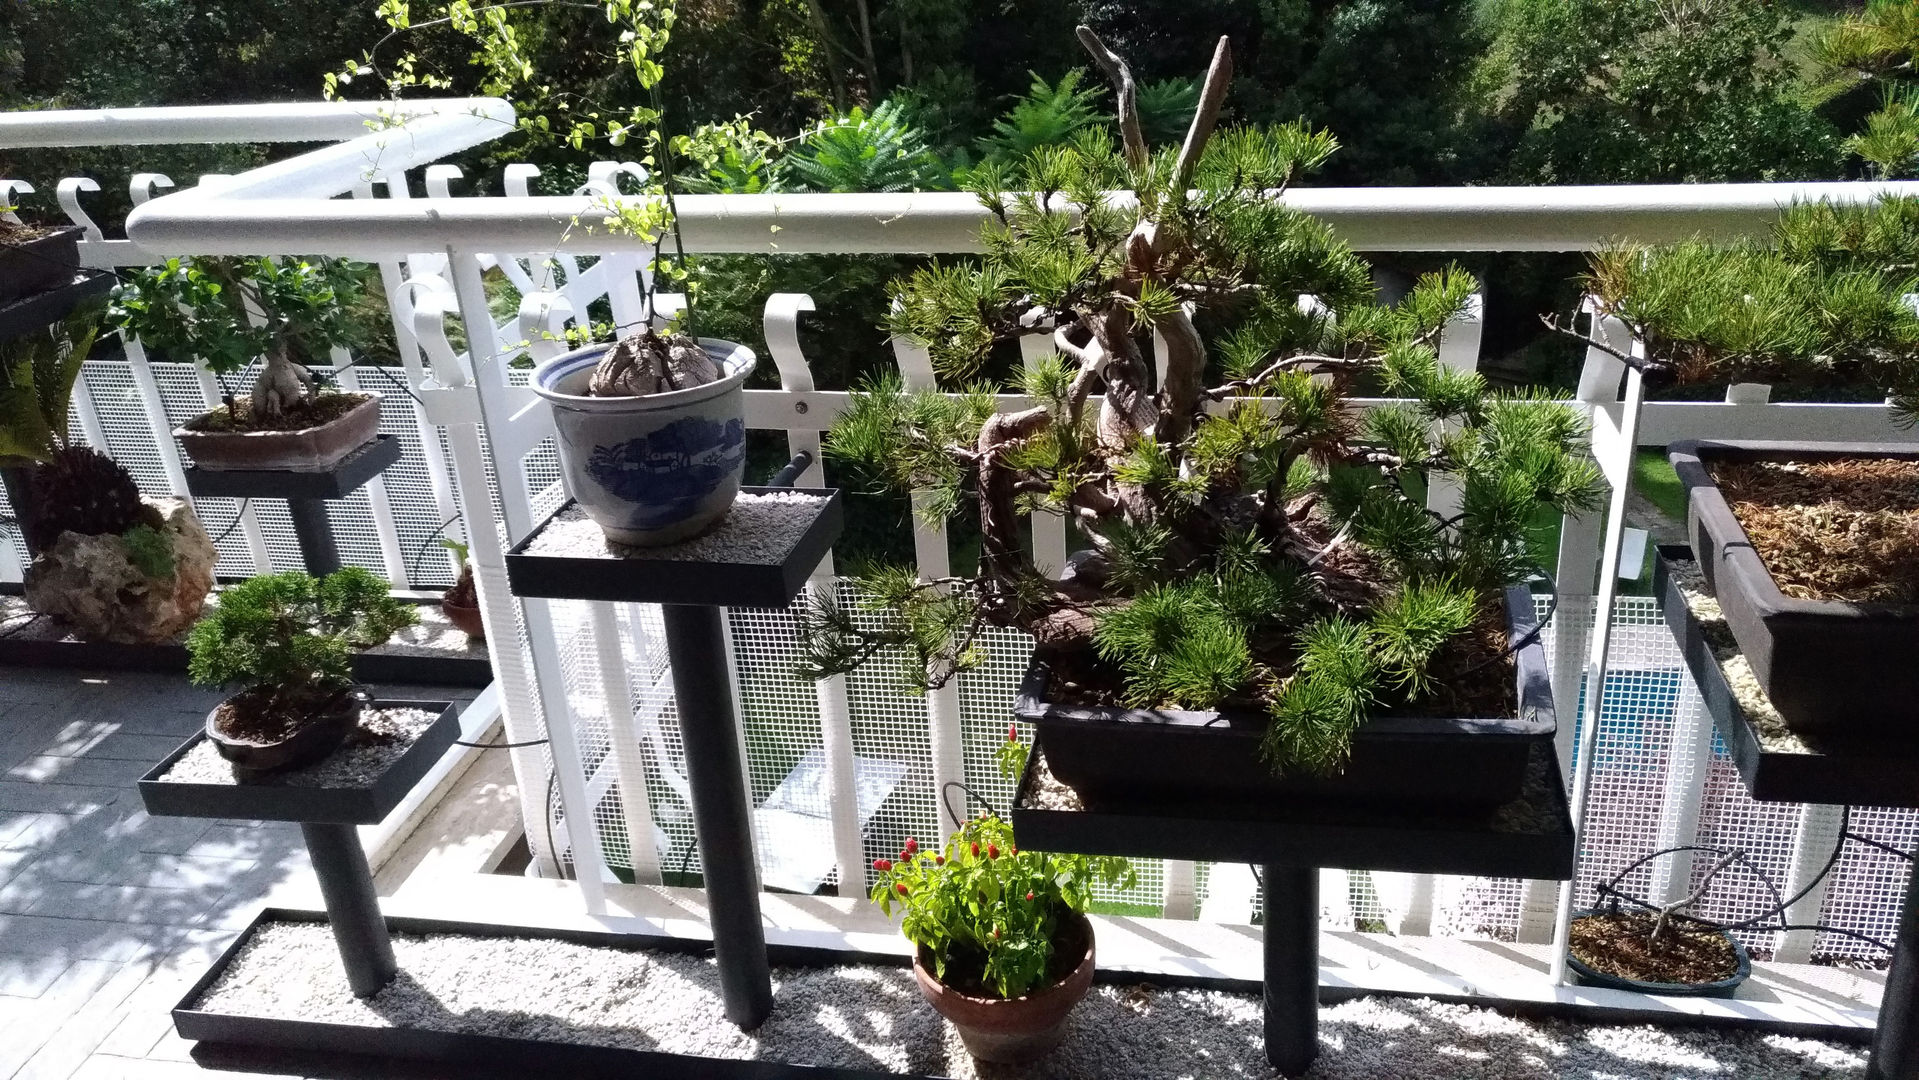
[1568,910,1740,986]
[915,912,1095,1064]
[184,391,371,434]
[1709,457,1919,605]
[0,221,83,303]
[208,685,367,774]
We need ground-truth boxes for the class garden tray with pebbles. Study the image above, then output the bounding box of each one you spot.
[156,706,437,787]
[523,491,829,564]
[1668,559,1806,755]
[189,920,1866,1080]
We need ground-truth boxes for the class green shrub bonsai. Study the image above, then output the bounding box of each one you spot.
[1555,196,1919,418]
[188,568,417,734]
[107,256,368,428]
[801,29,1602,776]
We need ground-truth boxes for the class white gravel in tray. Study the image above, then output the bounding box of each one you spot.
[156,706,436,787]
[1670,560,1806,754]
[525,492,827,564]
[194,922,1865,1079]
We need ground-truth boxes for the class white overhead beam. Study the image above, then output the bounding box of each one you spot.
[0,99,509,149]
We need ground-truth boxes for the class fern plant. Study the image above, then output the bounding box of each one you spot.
[977,70,1106,161]
[1135,77,1200,146]
[779,100,952,193]
[800,29,1602,777]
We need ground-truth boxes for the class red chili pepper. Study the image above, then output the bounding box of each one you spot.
[1009,846,1018,856]
[991,927,1000,940]
[896,882,910,896]
[987,844,999,860]
[971,842,980,858]
[934,854,945,865]
[1025,891,1035,901]
[904,838,918,855]
[874,859,891,872]
[1006,724,1018,742]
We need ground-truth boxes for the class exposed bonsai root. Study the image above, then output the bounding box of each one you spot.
[250,345,315,422]
[589,329,719,397]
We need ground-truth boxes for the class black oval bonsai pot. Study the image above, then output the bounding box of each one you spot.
[1669,439,1919,735]
[1015,583,1554,810]
[1565,909,1751,999]
[0,224,84,305]
[207,686,366,774]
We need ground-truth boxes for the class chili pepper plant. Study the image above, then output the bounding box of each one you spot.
[870,729,1133,999]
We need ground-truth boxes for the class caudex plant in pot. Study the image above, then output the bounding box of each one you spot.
[1554,196,1919,737]
[800,28,1601,807]
[0,301,216,643]
[437,538,484,640]
[871,730,1133,1063]
[186,567,417,774]
[106,256,380,472]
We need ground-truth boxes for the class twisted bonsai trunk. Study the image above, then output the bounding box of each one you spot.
[250,341,315,423]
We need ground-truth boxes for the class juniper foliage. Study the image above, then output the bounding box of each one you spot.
[800,29,1601,776]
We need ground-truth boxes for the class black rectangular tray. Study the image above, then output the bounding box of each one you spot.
[1654,545,1919,808]
[183,433,403,499]
[173,908,941,1080]
[138,700,460,824]
[505,487,843,608]
[0,632,491,687]
[1012,737,1574,878]
[0,266,111,341]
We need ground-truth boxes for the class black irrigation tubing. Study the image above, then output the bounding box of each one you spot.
[210,499,251,546]
[941,780,1001,831]
[409,512,465,584]
[1595,807,1896,952]
[1845,832,1914,862]
[453,735,551,750]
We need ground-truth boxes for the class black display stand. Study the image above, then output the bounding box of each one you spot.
[1013,741,1576,1076]
[504,486,844,1030]
[138,701,460,998]
[183,434,403,577]
[1656,546,1919,1080]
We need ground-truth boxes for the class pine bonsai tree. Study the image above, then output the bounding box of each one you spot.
[801,29,1603,776]
[1553,196,1919,418]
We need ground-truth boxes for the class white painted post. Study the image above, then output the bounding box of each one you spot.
[332,360,409,585]
[592,601,663,884]
[893,331,968,843]
[1774,804,1847,963]
[1549,318,1649,983]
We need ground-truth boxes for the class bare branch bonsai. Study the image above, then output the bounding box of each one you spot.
[800,29,1603,776]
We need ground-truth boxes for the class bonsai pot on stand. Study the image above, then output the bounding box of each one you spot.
[530,338,755,547]
[1669,439,1919,736]
[175,391,382,473]
[1020,584,1555,809]
[0,224,84,304]
[1566,908,1751,999]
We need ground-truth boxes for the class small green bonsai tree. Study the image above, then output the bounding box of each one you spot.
[187,567,417,728]
[1554,196,1919,418]
[870,730,1132,998]
[801,29,1602,775]
[106,256,368,428]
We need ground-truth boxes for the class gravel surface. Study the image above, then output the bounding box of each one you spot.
[1670,560,1806,754]
[157,706,437,787]
[1,593,480,660]
[196,922,1867,1078]
[525,492,827,564]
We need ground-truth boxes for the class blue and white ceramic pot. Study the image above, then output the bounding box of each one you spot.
[531,338,756,546]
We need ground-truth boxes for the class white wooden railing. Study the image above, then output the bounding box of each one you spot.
[4,101,1917,970]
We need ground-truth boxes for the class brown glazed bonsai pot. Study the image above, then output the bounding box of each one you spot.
[912,912,1095,1064]
[1669,439,1919,735]
[175,392,382,472]
[0,225,83,305]
[206,686,366,775]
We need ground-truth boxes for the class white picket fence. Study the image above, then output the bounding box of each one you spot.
[2,100,1915,967]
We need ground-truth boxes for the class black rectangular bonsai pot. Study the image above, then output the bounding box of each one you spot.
[0,224,83,305]
[1014,584,1553,810]
[1669,439,1919,735]
[138,700,460,824]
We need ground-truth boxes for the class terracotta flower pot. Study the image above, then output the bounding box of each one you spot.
[206,686,365,775]
[175,392,382,473]
[912,912,1095,1064]
[441,596,484,639]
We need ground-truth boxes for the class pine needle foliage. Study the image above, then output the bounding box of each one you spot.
[800,29,1601,776]
[1574,196,1919,423]
[187,568,417,699]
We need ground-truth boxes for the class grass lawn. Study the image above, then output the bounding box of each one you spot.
[1632,450,1687,522]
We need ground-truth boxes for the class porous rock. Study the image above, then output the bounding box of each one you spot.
[24,496,216,643]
